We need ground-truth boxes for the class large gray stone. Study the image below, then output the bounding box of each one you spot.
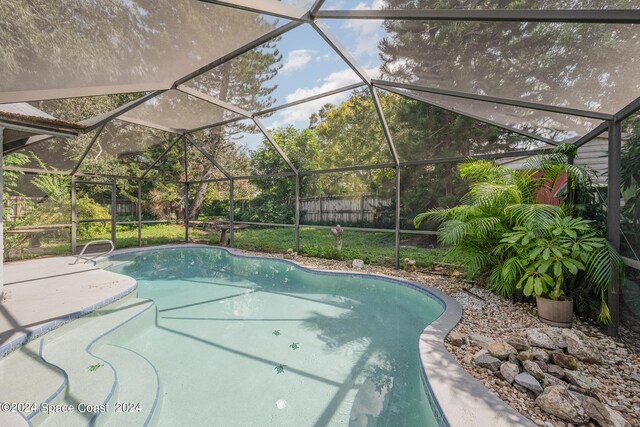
[507,353,522,368]
[543,327,568,348]
[534,360,548,372]
[474,353,502,372]
[541,373,567,389]
[514,372,544,395]
[523,360,545,382]
[531,347,550,363]
[547,364,565,378]
[351,259,365,269]
[583,397,631,427]
[517,350,534,361]
[506,336,530,352]
[527,329,559,350]
[551,352,578,370]
[535,385,589,423]
[500,362,520,384]
[473,349,488,358]
[564,369,600,391]
[447,331,467,347]
[487,341,517,360]
[561,329,603,364]
[468,334,495,349]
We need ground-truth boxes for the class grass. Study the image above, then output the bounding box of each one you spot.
[6,224,209,260]
[6,224,465,270]
[229,226,463,269]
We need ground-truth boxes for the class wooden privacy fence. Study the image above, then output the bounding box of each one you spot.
[300,194,391,224]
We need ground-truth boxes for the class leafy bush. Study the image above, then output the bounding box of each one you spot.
[415,149,621,322]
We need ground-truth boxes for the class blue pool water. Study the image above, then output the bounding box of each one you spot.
[100,247,446,426]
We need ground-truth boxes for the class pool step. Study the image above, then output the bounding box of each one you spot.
[93,344,160,427]
[0,339,66,424]
[35,298,155,427]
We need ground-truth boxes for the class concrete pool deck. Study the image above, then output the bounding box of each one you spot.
[0,256,137,357]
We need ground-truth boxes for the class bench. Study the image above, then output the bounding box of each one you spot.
[6,226,68,248]
[190,221,249,243]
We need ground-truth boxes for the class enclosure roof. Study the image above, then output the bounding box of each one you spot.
[0,103,86,150]
[1,1,640,176]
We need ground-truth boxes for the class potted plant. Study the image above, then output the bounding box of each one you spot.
[499,214,619,327]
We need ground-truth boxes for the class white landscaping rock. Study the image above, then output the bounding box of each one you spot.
[526,329,559,350]
[351,259,365,269]
[487,341,517,360]
[468,334,495,349]
[542,327,568,348]
[514,372,544,395]
[535,385,590,424]
[564,369,600,391]
[500,362,520,384]
[561,329,604,364]
[583,396,631,427]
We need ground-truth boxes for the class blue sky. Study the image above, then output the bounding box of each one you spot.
[241,2,387,149]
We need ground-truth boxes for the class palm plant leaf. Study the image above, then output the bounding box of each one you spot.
[505,204,565,228]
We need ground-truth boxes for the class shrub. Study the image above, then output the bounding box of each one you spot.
[415,148,621,323]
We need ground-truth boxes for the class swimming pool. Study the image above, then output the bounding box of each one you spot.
[98,247,448,426]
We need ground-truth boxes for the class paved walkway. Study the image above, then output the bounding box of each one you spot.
[0,256,136,356]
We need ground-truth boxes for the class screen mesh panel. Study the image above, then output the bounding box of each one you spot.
[184,24,362,113]
[323,18,640,114]
[78,120,177,178]
[121,90,242,132]
[0,1,285,103]
[379,90,553,163]
[320,0,640,10]
[388,88,603,143]
[256,88,393,170]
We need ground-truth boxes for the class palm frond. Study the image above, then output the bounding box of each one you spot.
[467,216,502,238]
[505,204,565,228]
[437,220,470,246]
[458,159,513,185]
[468,183,522,209]
[466,252,497,278]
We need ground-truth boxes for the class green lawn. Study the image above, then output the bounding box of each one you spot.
[6,224,462,270]
[230,226,461,269]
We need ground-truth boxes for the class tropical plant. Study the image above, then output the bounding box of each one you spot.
[414,148,621,322]
[497,213,620,321]
[413,158,539,293]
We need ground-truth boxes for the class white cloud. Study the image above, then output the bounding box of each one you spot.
[267,66,378,128]
[280,49,315,74]
[353,0,385,10]
[335,0,385,59]
[285,68,361,103]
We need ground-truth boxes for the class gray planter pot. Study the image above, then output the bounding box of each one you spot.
[536,296,573,328]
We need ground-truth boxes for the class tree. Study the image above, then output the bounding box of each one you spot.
[246,126,321,223]
[381,91,532,228]
[310,89,396,197]
[379,0,639,115]
[186,38,284,220]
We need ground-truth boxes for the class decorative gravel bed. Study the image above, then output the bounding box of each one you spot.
[234,248,640,427]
